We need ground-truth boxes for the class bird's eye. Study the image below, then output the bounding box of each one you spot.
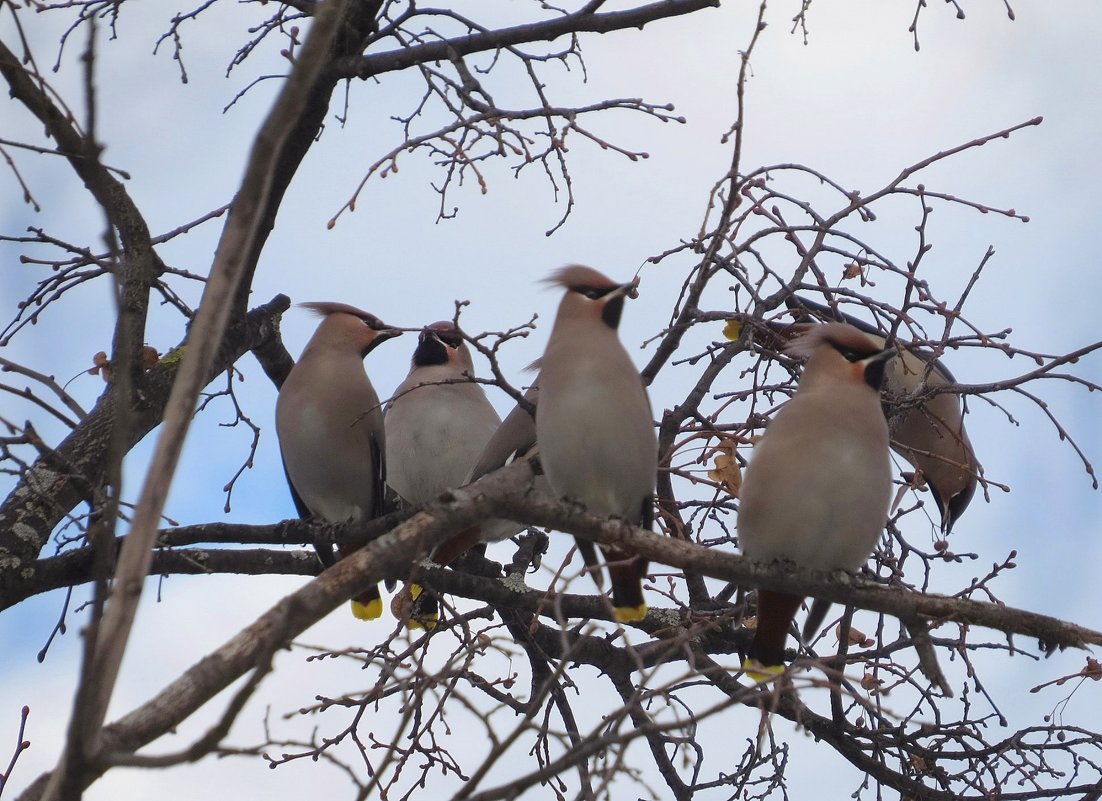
[578,287,609,300]
[833,345,866,363]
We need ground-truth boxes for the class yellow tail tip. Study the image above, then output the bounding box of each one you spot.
[401,583,437,630]
[407,614,438,632]
[614,604,648,623]
[741,657,785,683]
[351,598,383,621]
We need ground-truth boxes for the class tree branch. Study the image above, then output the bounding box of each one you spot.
[338,0,721,80]
[0,294,289,594]
[53,12,368,797]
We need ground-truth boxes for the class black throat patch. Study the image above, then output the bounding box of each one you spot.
[602,295,625,329]
[414,336,449,367]
[863,357,889,391]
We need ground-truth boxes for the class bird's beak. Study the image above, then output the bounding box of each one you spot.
[610,276,641,301]
[360,324,401,358]
[865,348,896,367]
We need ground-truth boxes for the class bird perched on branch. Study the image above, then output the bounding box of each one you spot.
[738,323,894,678]
[384,321,503,627]
[465,381,546,541]
[536,265,658,623]
[275,302,402,621]
[467,379,607,570]
[783,295,979,533]
[727,296,979,533]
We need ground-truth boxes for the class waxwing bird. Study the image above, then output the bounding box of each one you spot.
[738,323,895,679]
[384,322,503,627]
[275,302,401,621]
[784,295,979,533]
[386,322,502,511]
[467,381,602,576]
[536,265,658,623]
[467,383,539,488]
[466,381,541,526]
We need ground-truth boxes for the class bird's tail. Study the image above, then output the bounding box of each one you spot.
[802,598,834,643]
[350,585,384,621]
[576,538,603,587]
[602,546,648,623]
[744,589,804,677]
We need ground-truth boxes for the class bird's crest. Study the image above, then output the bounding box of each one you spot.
[300,301,387,329]
[786,322,881,361]
[422,321,464,349]
[545,264,620,293]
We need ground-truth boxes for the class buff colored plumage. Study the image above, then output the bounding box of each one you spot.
[536,265,658,623]
[738,323,894,678]
[276,302,401,621]
[785,295,979,532]
[384,322,502,627]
